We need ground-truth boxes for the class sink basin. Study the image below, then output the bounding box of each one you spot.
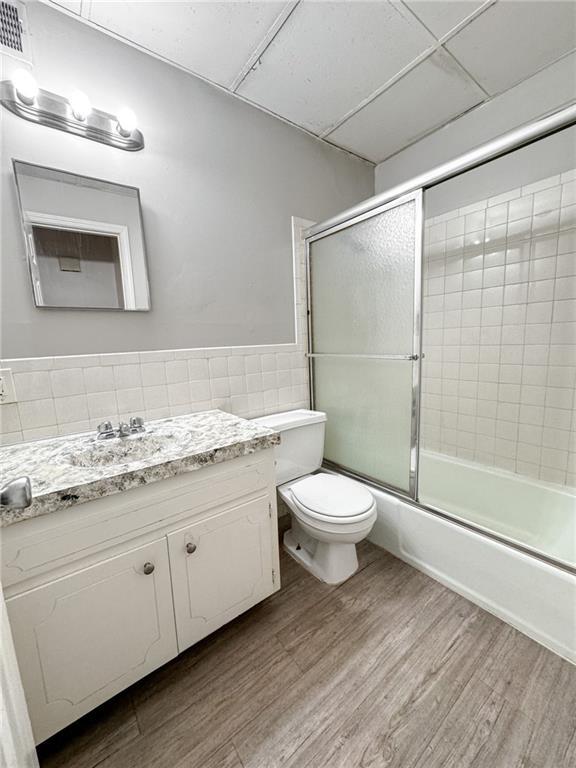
[68,434,176,468]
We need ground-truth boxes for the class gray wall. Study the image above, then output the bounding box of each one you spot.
[1,3,373,358]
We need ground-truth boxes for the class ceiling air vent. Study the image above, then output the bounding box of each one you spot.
[0,0,31,62]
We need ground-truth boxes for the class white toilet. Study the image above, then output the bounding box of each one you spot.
[253,409,377,584]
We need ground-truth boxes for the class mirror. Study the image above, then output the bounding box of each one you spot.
[13,161,151,311]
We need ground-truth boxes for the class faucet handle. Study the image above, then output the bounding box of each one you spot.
[129,416,145,432]
[97,421,114,436]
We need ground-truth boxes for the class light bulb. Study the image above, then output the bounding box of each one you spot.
[69,89,91,121]
[11,69,38,105]
[117,107,137,137]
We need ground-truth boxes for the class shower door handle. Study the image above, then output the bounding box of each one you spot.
[306,353,419,360]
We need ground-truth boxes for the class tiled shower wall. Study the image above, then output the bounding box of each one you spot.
[0,219,312,445]
[421,171,576,487]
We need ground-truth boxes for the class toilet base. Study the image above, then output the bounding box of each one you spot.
[283,525,359,585]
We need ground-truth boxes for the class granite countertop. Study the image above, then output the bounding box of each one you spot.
[0,410,280,526]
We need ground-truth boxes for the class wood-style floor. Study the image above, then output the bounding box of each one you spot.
[37,528,575,768]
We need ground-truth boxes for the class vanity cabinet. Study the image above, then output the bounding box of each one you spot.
[169,496,274,651]
[6,538,177,743]
[1,451,279,744]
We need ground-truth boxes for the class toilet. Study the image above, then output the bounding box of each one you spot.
[253,409,377,584]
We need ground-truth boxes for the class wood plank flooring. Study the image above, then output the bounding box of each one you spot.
[37,530,576,768]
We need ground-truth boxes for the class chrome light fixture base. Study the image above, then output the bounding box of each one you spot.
[0,81,144,151]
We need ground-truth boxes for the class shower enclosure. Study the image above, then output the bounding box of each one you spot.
[305,106,576,573]
[307,191,422,497]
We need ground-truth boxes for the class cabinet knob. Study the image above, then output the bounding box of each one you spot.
[143,562,155,575]
[186,542,197,555]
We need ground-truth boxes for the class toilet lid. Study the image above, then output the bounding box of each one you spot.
[290,473,374,518]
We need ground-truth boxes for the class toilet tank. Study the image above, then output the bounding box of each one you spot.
[253,409,326,485]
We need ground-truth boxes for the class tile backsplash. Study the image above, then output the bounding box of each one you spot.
[0,219,312,445]
[421,170,576,487]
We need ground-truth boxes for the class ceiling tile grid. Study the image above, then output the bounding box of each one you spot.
[48,0,576,164]
[83,0,293,88]
[327,48,486,162]
[236,1,436,134]
[445,0,576,95]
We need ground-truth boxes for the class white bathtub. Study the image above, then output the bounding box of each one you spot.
[361,454,576,664]
[419,450,575,569]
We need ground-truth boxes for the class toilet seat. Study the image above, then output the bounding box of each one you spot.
[290,473,376,525]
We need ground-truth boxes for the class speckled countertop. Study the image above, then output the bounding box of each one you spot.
[0,410,279,526]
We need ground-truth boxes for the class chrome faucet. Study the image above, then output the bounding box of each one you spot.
[97,416,146,439]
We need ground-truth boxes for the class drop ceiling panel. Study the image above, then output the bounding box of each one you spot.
[327,50,485,163]
[45,0,576,165]
[403,0,486,39]
[237,0,435,134]
[446,0,576,95]
[84,1,290,88]
[51,0,81,12]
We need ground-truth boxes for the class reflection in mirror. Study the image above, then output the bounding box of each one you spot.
[13,161,151,311]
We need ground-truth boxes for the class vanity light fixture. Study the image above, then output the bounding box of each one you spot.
[116,107,138,137]
[11,68,38,105]
[0,72,144,151]
[69,89,92,122]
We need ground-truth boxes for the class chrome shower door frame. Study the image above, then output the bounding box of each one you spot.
[305,189,423,500]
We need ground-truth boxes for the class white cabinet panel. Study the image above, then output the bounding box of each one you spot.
[6,538,177,743]
[169,497,275,651]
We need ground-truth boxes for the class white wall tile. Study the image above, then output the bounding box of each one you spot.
[423,175,576,487]
[165,360,188,384]
[553,300,576,323]
[508,196,533,222]
[22,426,58,441]
[13,372,52,402]
[560,206,576,231]
[0,403,21,433]
[58,421,91,437]
[143,386,169,410]
[18,399,57,429]
[87,391,118,420]
[528,280,554,303]
[84,366,115,393]
[533,187,561,214]
[555,276,576,300]
[113,364,142,390]
[187,358,210,380]
[54,395,89,425]
[50,368,86,398]
[530,257,557,281]
[208,357,228,379]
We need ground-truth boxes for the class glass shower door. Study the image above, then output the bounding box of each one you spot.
[307,191,422,496]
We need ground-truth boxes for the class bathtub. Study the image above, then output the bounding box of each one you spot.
[419,450,575,569]
[359,453,576,664]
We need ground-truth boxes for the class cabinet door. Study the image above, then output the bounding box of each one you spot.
[168,496,275,651]
[6,538,177,744]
